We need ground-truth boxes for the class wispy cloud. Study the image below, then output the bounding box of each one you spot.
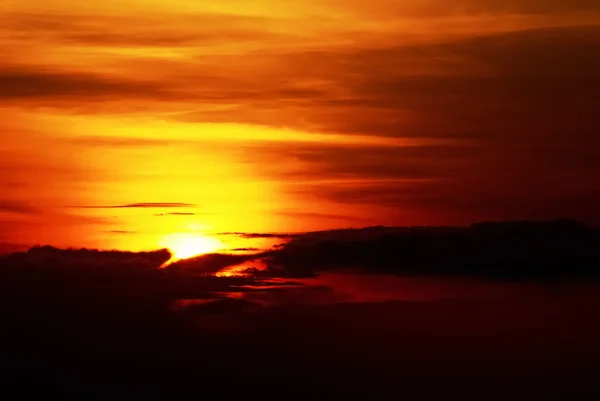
[274,209,372,223]
[69,136,175,147]
[154,212,199,216]
[219,232,294,239]
[0,200,38,215]
[78,203,197,209]
[0,67,170,100]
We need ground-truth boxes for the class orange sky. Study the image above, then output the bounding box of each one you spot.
[1,1,600,251]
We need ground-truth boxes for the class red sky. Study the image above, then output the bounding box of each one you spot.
[1,1,599,251]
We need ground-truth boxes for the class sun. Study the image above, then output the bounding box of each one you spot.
[159,233,224,264]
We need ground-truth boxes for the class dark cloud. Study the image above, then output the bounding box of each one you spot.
[0,67,170,100]
[8,245,172,269]
[240,142,474,181]
[274,209,373,223]
[0,245,265,300]
[0,199,37,214]
[2,230,600,397]
[253,220,600,280]
[232,137,598,224]
[329,0,600,18]
[291,26,600,139]
[289,167,600,225]
[212,26,599,222]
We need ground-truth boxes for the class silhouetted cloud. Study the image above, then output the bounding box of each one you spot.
[2,222,600,397]
[253,220,600,280]
[6,245,172,270]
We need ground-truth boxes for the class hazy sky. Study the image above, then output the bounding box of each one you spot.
[1,0,599,250]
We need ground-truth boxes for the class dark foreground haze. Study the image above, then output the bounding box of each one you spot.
[2,220,600,399]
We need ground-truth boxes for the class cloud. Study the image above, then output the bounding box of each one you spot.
[251,220,600,280]
[4,11,274,48]
[0,245,269,301]
[332,0,600,18]
[4,21,599,147]
[4,3,600,394]
[274,209,372,224]
[198,25,598,223]
[154,212,199,217]
[79,203,197,209]
[1,4,599,231]
[0,67,170,101]
[68,136,175,147]
[0,199,38,214]
[284,25,600,140]
[5,245,172,270]
[1,231,600,397]
[218,232,294,239]
[240,142,472,181]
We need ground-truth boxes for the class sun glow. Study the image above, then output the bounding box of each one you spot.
[159,233,224,266]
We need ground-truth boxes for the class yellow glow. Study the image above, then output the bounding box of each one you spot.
[160,233,224,261]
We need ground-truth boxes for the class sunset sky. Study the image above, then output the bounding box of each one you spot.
[1,0,599,251]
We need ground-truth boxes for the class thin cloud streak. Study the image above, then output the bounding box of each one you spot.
[154,212,199,216]
[0,200,38,215]
[76,203,197,209]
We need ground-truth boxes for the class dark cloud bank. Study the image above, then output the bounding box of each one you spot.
[251,219,600,280]
[2,220,600,398]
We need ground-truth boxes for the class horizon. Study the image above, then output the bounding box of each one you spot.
[4,218,599,281]
[2,217,597,255]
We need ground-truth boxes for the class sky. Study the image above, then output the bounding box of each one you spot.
[1,0,600,251]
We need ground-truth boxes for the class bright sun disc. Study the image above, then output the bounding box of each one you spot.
[160,233,223,261]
